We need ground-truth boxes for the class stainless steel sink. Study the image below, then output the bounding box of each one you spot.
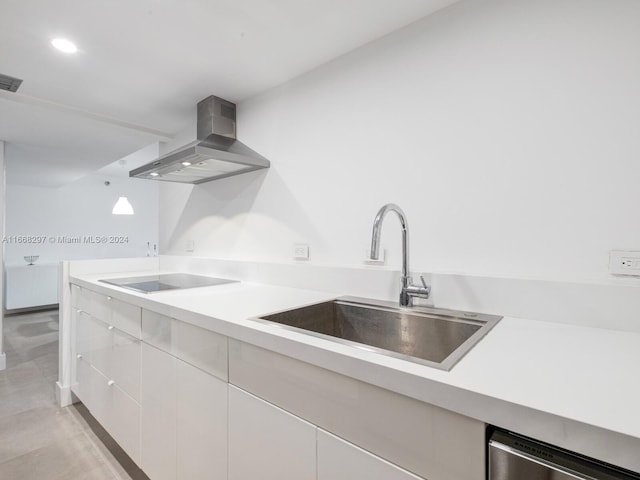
[252,297,501,371]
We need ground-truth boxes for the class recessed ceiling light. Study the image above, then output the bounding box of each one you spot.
[181,161,192,166]
[150,172,160,177]
[51,38,78,54]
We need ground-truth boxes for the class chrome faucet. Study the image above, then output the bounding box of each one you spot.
[370,203,431,307]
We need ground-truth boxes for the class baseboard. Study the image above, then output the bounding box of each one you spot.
[56,381,73,407]
[0,352,5,371]
[4,304,59,316]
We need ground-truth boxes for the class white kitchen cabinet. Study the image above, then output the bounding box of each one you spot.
[141,342,228,480]
[141,342,176,480]
[72,309,92,402]
[228,385,316,480]
[142,309,228,380]
[75,311,141,403]
[77,287,140,338]
[229,339,485,480]
[5,263,58,309]
[318,429,424,480]
[70,285,142,466]
[89,365,141,464]
[176,358,227,480]
[74,351,92,408]
[69,283,487,480]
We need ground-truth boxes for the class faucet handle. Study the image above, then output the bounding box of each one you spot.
[406,274,431,300]
[417,275,431,297]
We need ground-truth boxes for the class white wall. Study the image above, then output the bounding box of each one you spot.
[160,0,640,283]
[0,140,5,369]
[5,174,159,265]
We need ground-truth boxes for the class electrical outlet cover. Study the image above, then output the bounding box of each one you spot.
[609,250,640,276]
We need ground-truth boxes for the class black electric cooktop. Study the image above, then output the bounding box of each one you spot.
[99,273,237,294]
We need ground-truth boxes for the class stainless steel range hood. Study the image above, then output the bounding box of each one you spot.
[130,96,270,184]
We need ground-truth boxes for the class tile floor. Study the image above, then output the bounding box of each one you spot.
[0,309,135,480]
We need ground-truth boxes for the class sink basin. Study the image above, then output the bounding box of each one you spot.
[252,297,501,370]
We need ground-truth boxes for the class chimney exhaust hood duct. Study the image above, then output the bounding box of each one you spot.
[130,96,269,184]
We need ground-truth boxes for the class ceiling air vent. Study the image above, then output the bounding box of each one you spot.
[0,73,23,92]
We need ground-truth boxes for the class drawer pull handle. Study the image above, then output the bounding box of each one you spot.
[107,380,115,387]
[108,325,114,331]
[76,354,82,359]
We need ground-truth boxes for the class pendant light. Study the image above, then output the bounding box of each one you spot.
[108,160,135,215]
[112,196,134,215]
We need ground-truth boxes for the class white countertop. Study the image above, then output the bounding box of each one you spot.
[70,270,640,473]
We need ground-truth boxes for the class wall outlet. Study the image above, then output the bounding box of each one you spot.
[293,243,310,260]
[364,247,386,265]
[609,250,640,276]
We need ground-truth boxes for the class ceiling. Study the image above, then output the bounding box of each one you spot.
[0,0,458,187]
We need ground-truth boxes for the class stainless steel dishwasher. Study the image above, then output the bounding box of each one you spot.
[489,430,640,480]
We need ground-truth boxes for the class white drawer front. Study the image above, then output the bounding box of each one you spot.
[89,363,141,466]
[89,318,112,378]
[71,284,82,309]
[109,380,141,466]
[110,297,141,339]
[83,289,111,323]
[141,310,172,352]
[73,355,92,407]
[318,430,424,480]
[77,287,141,339]
[172,320,227,381]
[111,329,141,402]
[142,309,227,381]
[88,366,111,430]
[75,310,93,359]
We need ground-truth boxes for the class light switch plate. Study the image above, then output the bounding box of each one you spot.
[609,250,640,276]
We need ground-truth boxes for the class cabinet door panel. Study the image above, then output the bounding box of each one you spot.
[110,382,141,466]
[84,289,111,323]
[74,355,92,407]
[142,310,228,381]
[72,309,91,397]
[141,309,172,352]
[110,298,141,338]
[228,386,316,480]
[89,366,111,430]
[76,286,92,315]
[111,329,140,402]
[230,339,485,480]
[176,360,228,480]
[173,320,228,381]
[89,318,112,377]
[75,311,93,359]
[71,284,81,309]
[141,343,176,480]
[318,430,423,480]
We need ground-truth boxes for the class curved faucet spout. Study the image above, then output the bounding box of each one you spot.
[370,203,409,281]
